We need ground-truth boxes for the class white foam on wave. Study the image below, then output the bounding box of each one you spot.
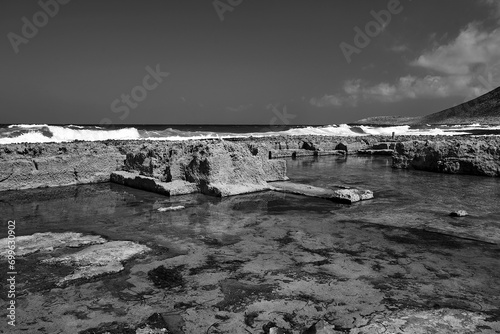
[448,124,500,131]
[260,124,469,137]
[0,125,141,144]
[7,124,50,129]
[2,123,497,145]
[359,125,470,136]
[279,124,361,137]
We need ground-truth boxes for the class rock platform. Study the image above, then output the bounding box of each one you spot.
[270,182,374,204]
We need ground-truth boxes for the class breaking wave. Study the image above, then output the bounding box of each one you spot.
[0,125,141,144]
[0,123,498,144]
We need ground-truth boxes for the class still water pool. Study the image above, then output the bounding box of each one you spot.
[1,156,499,333]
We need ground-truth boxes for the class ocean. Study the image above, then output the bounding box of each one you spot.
[2,123,500,144]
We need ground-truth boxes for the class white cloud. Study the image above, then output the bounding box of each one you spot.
[412,24,500,76]
[310,23,500,108]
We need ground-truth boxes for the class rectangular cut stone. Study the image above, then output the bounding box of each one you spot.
[269,181,373,204]
[205,182,271,197]
[110,171,198,196]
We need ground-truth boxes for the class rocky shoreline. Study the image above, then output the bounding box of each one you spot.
[393,137,500,177]
[1,135,498,195]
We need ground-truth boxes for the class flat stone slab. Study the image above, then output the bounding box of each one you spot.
[206,182,271,197]
[111,171,198,196]
[269,181,374,204]
[42,240,151,286]
[0,232,106,258]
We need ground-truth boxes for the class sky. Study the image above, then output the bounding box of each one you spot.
[1,0,500,125]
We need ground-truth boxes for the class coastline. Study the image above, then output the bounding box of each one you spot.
[1,135,499,194]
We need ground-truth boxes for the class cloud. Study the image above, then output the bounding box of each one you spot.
[310,24,500,108]
[481,0,500,21]
[412,24,500,76]
[310,76,476,108]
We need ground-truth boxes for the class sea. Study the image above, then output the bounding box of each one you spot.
[2,123,500,144]
[1,123,500,332]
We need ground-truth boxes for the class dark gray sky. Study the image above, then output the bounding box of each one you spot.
[1,0,499,125]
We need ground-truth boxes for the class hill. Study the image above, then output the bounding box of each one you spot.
[354,86,500,125]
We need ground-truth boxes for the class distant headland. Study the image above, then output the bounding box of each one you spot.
[354,86,500,125]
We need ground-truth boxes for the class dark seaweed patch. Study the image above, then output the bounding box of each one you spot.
[147,265,184,289]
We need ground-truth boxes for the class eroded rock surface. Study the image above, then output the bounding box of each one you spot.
[122,141,280,197]
[350,308,491,334]
[111,171,198,196]
[43,240,151,286]
[392,138,500,176]
[0,232,106,258]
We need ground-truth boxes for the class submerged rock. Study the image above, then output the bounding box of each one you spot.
[79,314,171,334]
[0,232,106,258]
[43,240,150,286]
[349,308,491,334]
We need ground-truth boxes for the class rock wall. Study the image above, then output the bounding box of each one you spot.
[121,140,288,196]
[392,138,500,176]
[2,135,496,193]
[0,142,124,191]
[1,135,393,193]
[0,139,291,194]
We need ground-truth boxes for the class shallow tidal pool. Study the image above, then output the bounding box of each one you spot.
[1,156,500,333]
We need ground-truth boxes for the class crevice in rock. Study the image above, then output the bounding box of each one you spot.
[0,169,14,183]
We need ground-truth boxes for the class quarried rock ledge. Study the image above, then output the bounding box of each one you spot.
[1,135,497,196]
[392,138,500,176]
[0,134,425,193]
[0,139,288,194]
